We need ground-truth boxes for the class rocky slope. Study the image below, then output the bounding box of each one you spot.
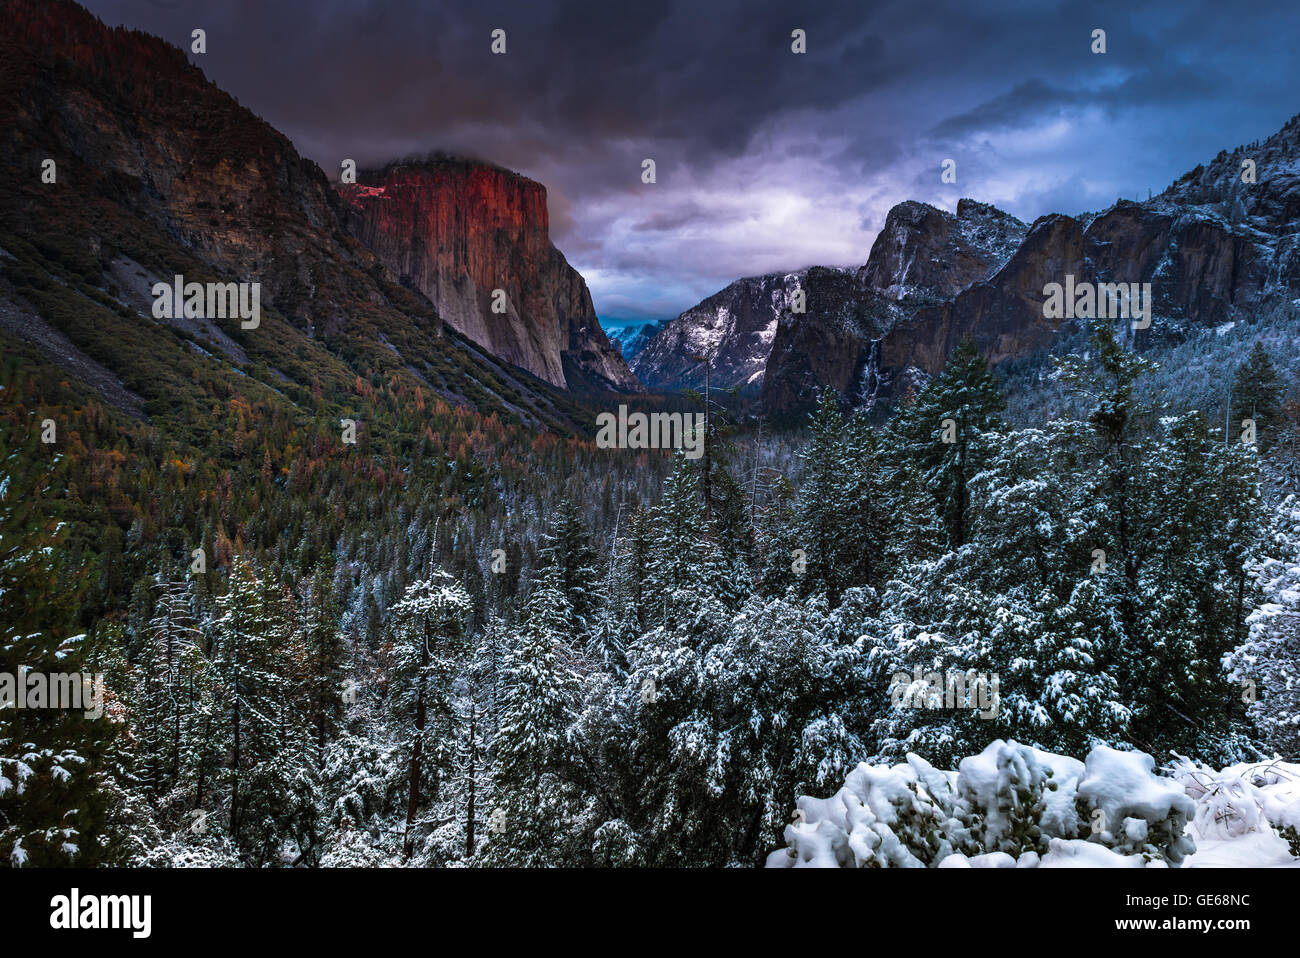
[631,271,811,393]
[873,181,1297,400]
[857,199,1027,300]
[633,198,1028,410]
[337,159,639,393]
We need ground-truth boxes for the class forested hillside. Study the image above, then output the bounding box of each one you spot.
[6,311,1296,866]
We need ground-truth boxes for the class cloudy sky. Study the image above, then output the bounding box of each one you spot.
[84,0,1300,323]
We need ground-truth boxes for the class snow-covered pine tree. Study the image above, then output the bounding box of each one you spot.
[838,411,886,592]
[131,577,202,801]
[612,589,863,866]
[1227,494,1300,758]
[176,637,223,823]
[792,389,850,604]
[1124,412,1260,761]
[887,335,1006,553]
[478,569,587,866]
[208,557,292,854]
[1231,340,1285,447]
[1056,323,1260,761]
[646,453,729,624]
[387,570,472,860]
[708,450,756,567]
[755,471,800,596]
[299,563,346,761]
[615,505,653,632]
[538,495,600,627]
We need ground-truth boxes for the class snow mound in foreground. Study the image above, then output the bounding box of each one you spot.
[768,741,1300,868]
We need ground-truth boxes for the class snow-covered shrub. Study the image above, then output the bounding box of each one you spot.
[318,824,397,868]
[1171,756,1300,857]
[768,740,1199,868]
[320,732,401,830]
[1074,746,1195,864]
[591,819,640,866]
[780,761,940,867]
[958,741,1075,857]
[418,820,466,867]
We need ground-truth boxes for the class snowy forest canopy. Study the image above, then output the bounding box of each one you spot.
[2,320,1299,868]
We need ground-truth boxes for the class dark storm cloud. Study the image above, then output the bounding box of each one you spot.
[86,0,1300,320]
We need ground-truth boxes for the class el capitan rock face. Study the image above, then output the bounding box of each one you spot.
[337,160,640,393]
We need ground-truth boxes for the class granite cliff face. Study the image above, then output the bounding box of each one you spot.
[634,198,1028,409]
[858,199,1027,300]
[758,114,1300,417]
[761,200,1027,414]
[337,160,639,393]
[874,192,1291,390]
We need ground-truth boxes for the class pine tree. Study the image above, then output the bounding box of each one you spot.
[1124,413,1260,758]
[708,448,756,567]
[888,336,1006,552]
[538,495,599,627]
[208,558,290,851]
[1057,320,1158,651]
[838,412,886,592]
[606,590,863,866]
[132,578,201,800]
[1231,341,1285,446]
[787,393,884,604]
[646,455,730,622]
[479,571,586,867]
[755,473,800,595]
[1227,495,1300,758]
[300,563,346,761]
[388,570,472,860]
[793,390,849,604]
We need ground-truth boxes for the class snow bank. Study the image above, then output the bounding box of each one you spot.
[768,741,1297,868]
[1171,757,1300,867]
